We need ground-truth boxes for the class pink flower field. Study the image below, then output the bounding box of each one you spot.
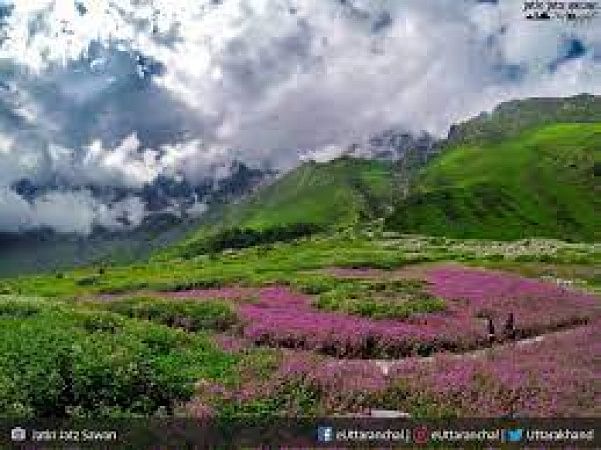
[386,320,601,417]
[171,265,601,418]
[166,265,601,359]
[425,265,600,336]
[203,319,601,417]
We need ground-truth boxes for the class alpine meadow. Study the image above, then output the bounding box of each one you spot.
[1,1,601,447]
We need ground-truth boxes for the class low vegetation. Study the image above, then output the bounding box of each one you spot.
[174,223,323,259]
[105,296,239,332]
[313,279,445,319]
[0,296,238,418]
[4,233,600,300]
[0,233,600,419]
[206,319,601,418]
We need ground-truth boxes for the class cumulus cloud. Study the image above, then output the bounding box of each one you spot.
[49,134,161,189]
[2,0,601,232]
[0,187,146,234]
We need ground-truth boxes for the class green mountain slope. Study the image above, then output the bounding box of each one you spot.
[165,157,396,258]
[446,94,601,147]
[224,157,395,229]
[386,123,601,241]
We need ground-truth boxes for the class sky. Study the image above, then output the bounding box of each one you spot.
[1,0,601,233]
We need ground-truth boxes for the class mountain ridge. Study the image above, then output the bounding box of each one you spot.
[445,93,601,147]
[386,122,601,241]
[3,94,601,275]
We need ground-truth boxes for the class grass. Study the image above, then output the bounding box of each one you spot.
[104,296,239,332]
[1,233,600,300]
[0,232,598,418]
[387,123,601,241]
[313,279,445,319]
[0,296,238,418]
[445,94,601,147]
[160,157,397,261]
[226,157,395,230]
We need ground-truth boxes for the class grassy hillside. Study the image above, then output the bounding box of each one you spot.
[222,157,396,229]
[445,94,601,147]
[166,157,396,258]
[386,123,601,241]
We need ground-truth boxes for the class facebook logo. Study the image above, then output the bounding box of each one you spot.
[317,426,334,442]
[506,428,524,442]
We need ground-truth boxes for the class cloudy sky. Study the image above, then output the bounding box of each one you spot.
[1,0,601,233]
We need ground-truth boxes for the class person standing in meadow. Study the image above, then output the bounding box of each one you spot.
[504,312,516,341]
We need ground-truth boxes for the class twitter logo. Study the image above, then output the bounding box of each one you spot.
[506,428,523,442]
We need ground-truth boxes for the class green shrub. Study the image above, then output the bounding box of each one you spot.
[0,285,13,295]
[158,279,223,292]
[0,297,41,318]
[0,301,237,418]
[294,277,338,295]
[81,311,124,333]
[180,223,323,258]
[107,296,238,332]
[314,279,446,319]
[76,276,100,286]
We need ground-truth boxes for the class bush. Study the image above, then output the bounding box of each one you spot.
[76,276,100,286]
[0,297,41,318]
[294,277,338,295]
[81,311,124,333]
[0,301,237,418]
[314,279,446,319]
[0,285,12,295]
[107,296,239,332]
[181,223,323,258]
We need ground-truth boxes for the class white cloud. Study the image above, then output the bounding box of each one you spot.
[0,187,32,232]
[49,134,162,189]
[0,187,147,234]
[0,135,12,155]
[2,0,601,232]
[5,0,601,145]
[1,0,209,73]
[159,139,243,184]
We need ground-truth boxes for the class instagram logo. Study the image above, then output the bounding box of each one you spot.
[412,425,429,444]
